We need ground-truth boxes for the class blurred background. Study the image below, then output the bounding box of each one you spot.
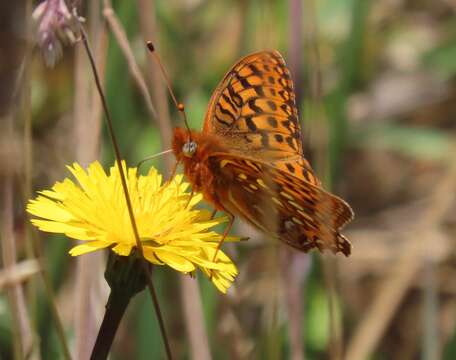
[1,0,456,359]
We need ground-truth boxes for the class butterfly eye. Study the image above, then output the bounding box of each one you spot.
[182,141,197,157]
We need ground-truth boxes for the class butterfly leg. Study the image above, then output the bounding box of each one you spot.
[185,189,194,209]
[212,211,235,262]
[157,161,180,197]
[210,209,217,220]
[209,212,234,280]
[167,161,179,184]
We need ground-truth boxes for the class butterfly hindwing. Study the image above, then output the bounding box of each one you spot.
[211,154,353,256]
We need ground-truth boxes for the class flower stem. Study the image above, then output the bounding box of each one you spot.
[91,252,148,359]
[90,290,130,360]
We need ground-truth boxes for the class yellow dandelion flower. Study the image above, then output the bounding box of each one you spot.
[27,161,238,293]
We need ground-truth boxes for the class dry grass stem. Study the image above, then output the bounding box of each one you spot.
[345,144,456,360]
[135,0,211,358]
[102,0,158,121]
[73,3,108,358]
[136,0,173,156]
[282,250,311,360]
[322,256,343,360]
[1,120,34,358]
[285,1,306,358]
[0,260,40,290]
[180,277,212,360]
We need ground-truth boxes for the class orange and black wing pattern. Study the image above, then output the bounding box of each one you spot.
[202,51,321,185]
[203,52,302,157]
[210,154,353,256]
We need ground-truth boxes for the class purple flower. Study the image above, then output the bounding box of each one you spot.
[32,0,79,67]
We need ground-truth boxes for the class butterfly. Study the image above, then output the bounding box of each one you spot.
[172,51,354,256]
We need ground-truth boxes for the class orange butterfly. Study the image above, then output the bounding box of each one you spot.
[172,51,354,256]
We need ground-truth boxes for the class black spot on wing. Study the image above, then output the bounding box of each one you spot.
[237,75,252,89]
[286,136,297,151]
[245,116,257,131]
[249,63,262,76]
[253,85,265,97]
[221,92,237,113]
[285,163,295,173]
[214,114,231,127]
[217,103,236,123]
[267,116,278,128]
[227,84,243,107]
[267,100,277,111]
[248,99,263,114]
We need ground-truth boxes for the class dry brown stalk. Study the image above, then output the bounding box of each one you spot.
[2,118,34,358]
[73,2,109,358]
[345,145,456,360]
[102,0,159,122]
[136,1,211,358]
[0,260,40,290]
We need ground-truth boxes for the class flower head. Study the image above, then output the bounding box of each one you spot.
[33,0,79,67]
[27,161,238,293]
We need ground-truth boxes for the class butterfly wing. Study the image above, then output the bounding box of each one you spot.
[202,51,321,185]
[187,50,354,255]
[210,154,353,256]
[202,51,319,169]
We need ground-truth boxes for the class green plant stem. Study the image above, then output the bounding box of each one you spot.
[90,253,148,360]
[90,291,130,360]
[78,24,172,359]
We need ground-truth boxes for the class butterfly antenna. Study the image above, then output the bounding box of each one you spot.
[136,149,173,172]
[146,41,192,136]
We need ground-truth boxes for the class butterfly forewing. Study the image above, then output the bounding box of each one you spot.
[203,51,304,161]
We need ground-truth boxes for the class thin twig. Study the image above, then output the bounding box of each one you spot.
[23,0,38,331]
[422,260,438,360]
[20,9,71,358]
[22,2,72,356]
[135,1,212,359]
[282,249,311,360]
[285,1,307,359]
[2,171,24,360]
[288,0,303,105]
[79,26,173,360]
[302,0,343,358]
[0,260,40,290]
[102,0,158,120]
[135,0,173,157]
[322,256,343,360]
[73,2,107,357]
[31,231,72,359]
[0,2,36,357]
[2,117,34,359]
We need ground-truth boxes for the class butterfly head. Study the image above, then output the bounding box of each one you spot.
[173,127,197,161]
[182,140,197,157]
[173,126,226,163]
